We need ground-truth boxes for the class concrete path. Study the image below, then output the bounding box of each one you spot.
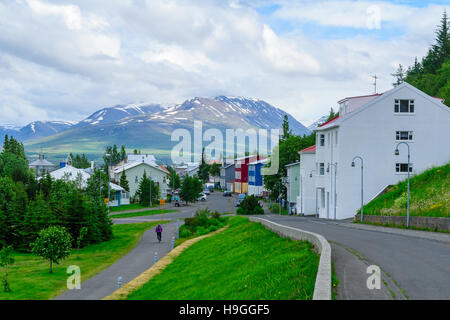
[56,222,178,300]
[262,214,450,300]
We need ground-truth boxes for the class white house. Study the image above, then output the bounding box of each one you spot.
[299,82,450,220]
[296,145,317,215]
[113,161,169,199]
[49,165,92,189]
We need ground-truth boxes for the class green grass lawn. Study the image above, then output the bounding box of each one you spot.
[109,203,159,213]
[362,163,449,217]
[0,221,164,300]
[111,209,178,219]
[126,216,319,300]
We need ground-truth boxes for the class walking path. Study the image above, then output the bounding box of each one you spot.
[56,222,178,300]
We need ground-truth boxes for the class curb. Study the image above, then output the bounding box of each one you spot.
[248,217,332,300]
[103,226,229,300]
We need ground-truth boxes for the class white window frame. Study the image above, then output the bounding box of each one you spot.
[319,163,325,176]
[394,99,415,114]
[395,131,413,141]
[319,134,325,147]
[235,171,241,180]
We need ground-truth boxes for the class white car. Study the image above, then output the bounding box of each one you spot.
[197,193,207,201]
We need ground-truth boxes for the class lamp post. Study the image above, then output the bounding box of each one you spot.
[105,153,111,216]
[309,170,318,218]
[351,156,364,223]
[327,163,337,220]
[395,142,411,228]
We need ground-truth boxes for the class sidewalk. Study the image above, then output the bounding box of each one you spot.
[55,222,178,300]
[333,220,450,244]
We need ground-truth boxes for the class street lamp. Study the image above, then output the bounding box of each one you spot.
[395,142,411,228]
[328,163,337,220]
[105,153,111,216]
[351,156,364,223]
[309,170,318,218]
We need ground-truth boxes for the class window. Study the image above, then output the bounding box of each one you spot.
[394,99,414,113]
[135,176,138,183]
[235,171,241,180]
[319,134,325,147]
[396,163,413,173]
[235,162,241,168]
[396,131,413,141]
[319,163,325,175]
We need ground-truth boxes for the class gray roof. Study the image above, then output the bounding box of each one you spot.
[29,158,55,167]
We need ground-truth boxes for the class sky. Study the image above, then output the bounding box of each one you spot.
[0,0,449,127]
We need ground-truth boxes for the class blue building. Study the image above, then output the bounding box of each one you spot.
[248,159,267,196]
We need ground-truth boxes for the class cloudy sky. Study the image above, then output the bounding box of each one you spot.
[0,0,448,127]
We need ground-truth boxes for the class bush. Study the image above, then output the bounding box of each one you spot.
[179,208,228,240]
[237,195,264,215]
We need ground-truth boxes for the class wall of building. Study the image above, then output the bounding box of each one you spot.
[297,152,317,215]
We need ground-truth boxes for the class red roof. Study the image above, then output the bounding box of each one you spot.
[159,165,170,174]
[318,115,340,128]
[299,145,316,153]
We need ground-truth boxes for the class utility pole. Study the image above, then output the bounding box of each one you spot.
[372,75,378,94]
[149,175,152,207]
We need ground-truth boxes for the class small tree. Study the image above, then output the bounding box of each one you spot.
[119,171,130,192]
[0,246,14,292]
[237,195,264,215]
[179,176,203,205]
[32,226,72,273]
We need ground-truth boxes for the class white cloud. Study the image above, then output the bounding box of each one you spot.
[0,0,447,127]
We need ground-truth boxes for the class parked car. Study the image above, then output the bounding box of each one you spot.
[197,193,207,201]
[236,193,246,207]
[223,190,232,197]
[203,189,211,195]
[207,185,214,192]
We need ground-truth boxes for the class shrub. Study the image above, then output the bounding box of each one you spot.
[237,195,264,215]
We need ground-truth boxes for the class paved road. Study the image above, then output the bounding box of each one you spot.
[262,214,450,300]
[112,192,237,225]
[56,222,178,300]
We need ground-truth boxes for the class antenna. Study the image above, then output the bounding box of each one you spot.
[371,75,378,94]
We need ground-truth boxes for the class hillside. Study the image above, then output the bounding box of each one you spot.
[23,96,311,163]
[362,163,449,217]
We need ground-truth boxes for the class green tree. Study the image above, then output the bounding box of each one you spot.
[119,171,130,192]
[197,148,210,182]
[209,163,221,177]
[282,114,292,140]
[391,64,406,87]
[167,166,181,190]
[32,226,72,273]
[0,245,14,292]
[76,227,88,258]
[136,171,160,206]
[179,176,203,205]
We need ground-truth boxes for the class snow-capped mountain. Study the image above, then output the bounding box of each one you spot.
[24,96,311,161]
[75,103,164,127]
[0,121,75,142]
[307,115,329,131]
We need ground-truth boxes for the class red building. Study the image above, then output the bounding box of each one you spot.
[233,155,264,194]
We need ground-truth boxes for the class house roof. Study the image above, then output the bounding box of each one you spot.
[49,165,91,188]
[113,161,168,175]
[315,82,449,132]
[285,161,300,168]
[248,158,268,165]
[318,115,340,128]
[299,145,316,153]
[337,93,383,104]
[110,182,125,192]
[29,158,55,167]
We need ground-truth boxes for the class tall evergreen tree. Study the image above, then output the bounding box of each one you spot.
[119,171,130,192]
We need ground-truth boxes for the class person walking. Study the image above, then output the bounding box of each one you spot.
[155,224,163,243]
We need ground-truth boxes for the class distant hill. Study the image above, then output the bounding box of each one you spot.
[23,96,311,163]
[0,121,75,142]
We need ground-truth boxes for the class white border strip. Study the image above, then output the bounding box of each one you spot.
[248,217,332,300]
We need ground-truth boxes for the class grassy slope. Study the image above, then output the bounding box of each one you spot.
[363,163,449,217]
[127,216,319,300]
[0,222,163,300]
[112,209,177,219]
